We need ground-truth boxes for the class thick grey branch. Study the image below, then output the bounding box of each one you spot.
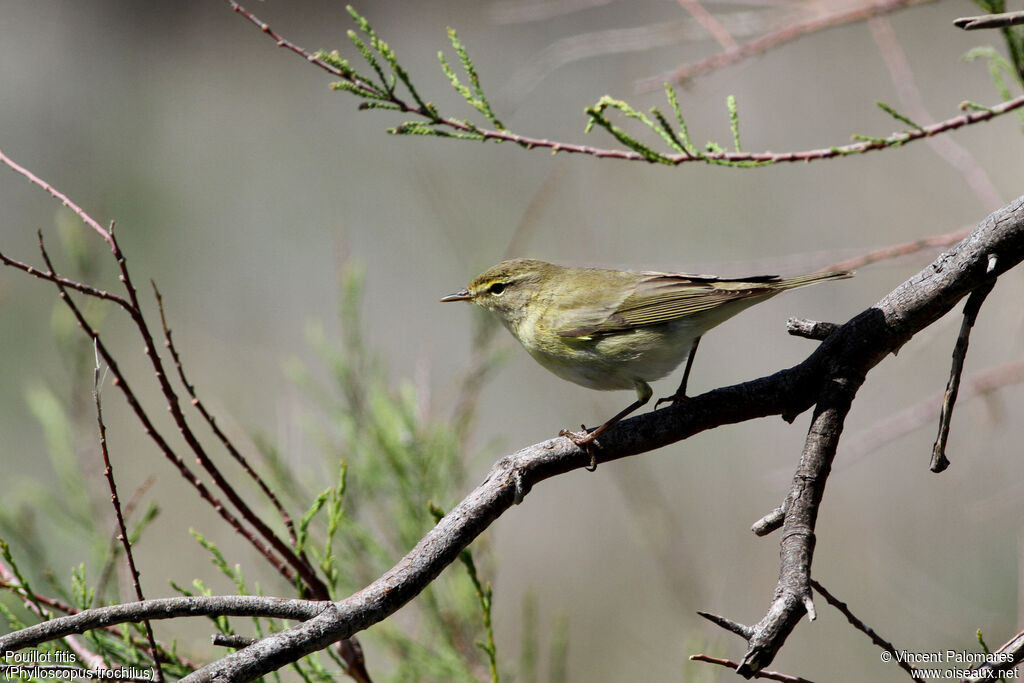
[714,196,1024,673]
[0,597,327,651]
[5,197,1022,682]
[186,196,1024,681]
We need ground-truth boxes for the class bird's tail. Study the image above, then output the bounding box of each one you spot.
[773,270,854,291]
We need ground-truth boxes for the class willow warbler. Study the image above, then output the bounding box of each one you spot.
[442,259,850,460]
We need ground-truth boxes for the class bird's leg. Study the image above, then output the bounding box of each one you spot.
[655,336,701,409]
[560,382,653,471]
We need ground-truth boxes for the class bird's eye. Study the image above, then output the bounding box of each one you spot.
[488,282,507,295]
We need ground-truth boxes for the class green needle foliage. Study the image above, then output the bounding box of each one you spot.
[964,44,1024,124]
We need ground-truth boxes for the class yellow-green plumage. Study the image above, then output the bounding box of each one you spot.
[442,258,851,446]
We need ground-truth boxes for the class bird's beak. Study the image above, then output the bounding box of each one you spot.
[440,289,473,302]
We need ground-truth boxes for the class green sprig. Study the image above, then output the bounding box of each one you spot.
[344,6,438,118]
[585,96,675,164]
[439,29,505,129]
[876,101,925,132]
[727,94,742,151]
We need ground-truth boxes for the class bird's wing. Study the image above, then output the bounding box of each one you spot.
[556,272,780,337]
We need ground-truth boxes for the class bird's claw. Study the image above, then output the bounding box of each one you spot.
[654,393,691,410]
[559,425,598,471]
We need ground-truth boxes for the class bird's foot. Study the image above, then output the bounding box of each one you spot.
[655,392,692,410]
[559,424,599,471]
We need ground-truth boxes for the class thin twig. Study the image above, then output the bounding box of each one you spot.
[930,277,995,472]
[152,283,300,547]
[823,229,970,273]
[0,575,196,669]
[0,251,131,309]
[868,16,1004,210]
[675,0,738,51]
[787,319,840,341]
[696,611,753,638]
[0,144,326,597]
[96,477,155,603]
[838,360,1024,467]
[955,10,1024,30]
[92,348,165,683]
[0,579,78,616]
[688,654,817,682]
[810,580,924,682]
[213,635,259,649]
[105,237,327,594]
[32,234,298,585]
[751,505,785,536]
[638,0,935,89]
[0,149,114,249]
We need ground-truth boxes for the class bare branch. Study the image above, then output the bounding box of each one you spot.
[955,11,1024,31]
[697,611,753,639]
[930,278,995,472]
[787,318,840,341]
[811,580,924,682]
[751,505,785,536]
[0,150,114,249]
[675,0,738,51]
[153,283,300,547]
[868,16,1004,210]
[688,653,817,682]
[839,360,1024,465]
[0,596,327,651]
[638,0,935,89]
[824,229,970,273]
[92,353,164,683]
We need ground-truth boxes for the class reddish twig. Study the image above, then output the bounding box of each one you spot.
[96,477,155,601]
[0,149,114,250]
[1,147,363,678]
[0,251,131,309]
[92,354,165,683]
[688,654,816,682]
[675,0,738,51]
[868,16,1004,210]
[824,228,970,273]
[811,580,924,682]
[224,2,1024,166]
[638,0,935,89]
[0,142,327,596]
[152,283,300,547]
[28,232,298,584]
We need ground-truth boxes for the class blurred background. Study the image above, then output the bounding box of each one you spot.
[1,0,1022,680]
